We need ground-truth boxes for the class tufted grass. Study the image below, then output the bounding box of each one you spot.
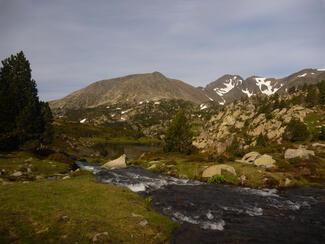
[0,174,177,243]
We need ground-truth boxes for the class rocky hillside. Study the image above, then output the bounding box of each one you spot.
[203,68,325,105]
[194,81,325,155]
[54,99,219,139]
[50,72,209,109]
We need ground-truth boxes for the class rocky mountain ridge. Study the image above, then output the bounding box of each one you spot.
[50,68,325,110]
[194,84,325,155]
[203,68,325,105]
[50,72,208,110]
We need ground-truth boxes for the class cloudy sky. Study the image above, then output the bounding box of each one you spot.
[1,0,324,101]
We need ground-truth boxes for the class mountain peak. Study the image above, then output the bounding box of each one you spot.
[50,72,208,109]
[152,71,165,77]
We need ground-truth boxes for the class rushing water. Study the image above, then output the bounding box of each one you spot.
[76,162,325,243]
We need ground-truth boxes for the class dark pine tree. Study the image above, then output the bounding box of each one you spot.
[305,86,318,107]
[0,51,53,150]
[164,111,193,154]
[318,80,325,105]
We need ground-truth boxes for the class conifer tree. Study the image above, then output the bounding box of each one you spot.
[283,119,310,142]
[0,51,53,150]
[305,86,318,107]
[164,111,193,154]
[318,80,325,105]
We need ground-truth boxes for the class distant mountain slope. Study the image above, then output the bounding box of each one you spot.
[50,68,325,109]
[203,68,325,105]
[50,72,209,109]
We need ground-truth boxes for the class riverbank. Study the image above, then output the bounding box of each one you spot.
[77,162,325,244]
[0,151,176,243]
[0,176,176,243]
[131,150,325,189]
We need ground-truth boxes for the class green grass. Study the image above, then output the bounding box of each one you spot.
[0,175,177,243]
[207,175,225,184]
[0,151,69,179]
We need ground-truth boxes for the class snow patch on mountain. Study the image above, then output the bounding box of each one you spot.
[80,118,87,123]
[218,97,226,105]
[121,109,132,114]
[317,68,325,71]
[213,77,242,96]
[297,73,307,78]
[200,104,208,110]
[255,78,282,96]
[213,81,235,96]
[242,89,254,97]
[205,94,214,101]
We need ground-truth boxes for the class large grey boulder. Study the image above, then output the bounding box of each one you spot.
[202,164,236,178]
[11,171,23,177]
[236,151,261,164]
[312,143,325,148]
[284,148,315,160]
[237,152,276,168]
[254,155,276,168]
[102,154,127,169]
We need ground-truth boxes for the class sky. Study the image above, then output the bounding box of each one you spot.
[0,0,324,101]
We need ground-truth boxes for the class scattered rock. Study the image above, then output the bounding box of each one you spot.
[131,213,143,218]
[237,152,276,168]
[36,227,49,234]
[147,164,157,170]
[254,154,276,168]
[139,220,148,226]
[202,164,236,178]
[102,154,127,169]
[238,152,261,164]
[284,178,292,186]
[92,232,109,243]
[148,160,160,165]
[284,148,315,159]
[60,215,69,222]
[11,171,23,177]
[240,175,247,185]
[312,143,325,148]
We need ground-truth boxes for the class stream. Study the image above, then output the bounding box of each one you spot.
[76,162,325,243]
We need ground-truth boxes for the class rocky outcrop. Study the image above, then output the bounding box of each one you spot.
[102,154,127,169]
[237,152,276,168]
[312,143,325,148]
[193,100,315,154]
[202,164,237,178]
[284,148,315,159]
[238,151,261,164]
[254,155,276,168]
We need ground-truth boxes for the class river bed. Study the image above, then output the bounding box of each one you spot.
[76,162,325,243]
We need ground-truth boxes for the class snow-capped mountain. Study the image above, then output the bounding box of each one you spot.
[203,68,325,105]
[50,68,325,110]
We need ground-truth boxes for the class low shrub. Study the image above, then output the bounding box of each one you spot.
[208,175,225,184]
[283,119,310,142]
